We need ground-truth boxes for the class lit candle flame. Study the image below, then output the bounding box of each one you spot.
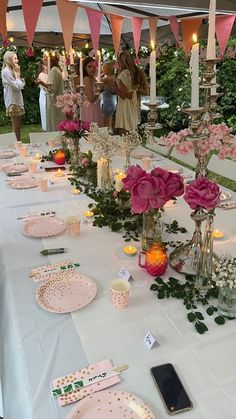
[192,33,198,44]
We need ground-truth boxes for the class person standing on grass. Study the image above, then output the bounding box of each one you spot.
[1,51,25,142]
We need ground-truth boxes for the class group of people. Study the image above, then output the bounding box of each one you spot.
[1,49,149,142]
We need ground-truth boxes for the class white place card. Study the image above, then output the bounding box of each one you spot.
[144,331,158,350]
[118,267,133,282]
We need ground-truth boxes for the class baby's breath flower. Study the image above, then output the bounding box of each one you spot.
[212,254,236,289]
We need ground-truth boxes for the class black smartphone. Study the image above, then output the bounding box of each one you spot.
[150,363,193,415]
[45,166,66,172]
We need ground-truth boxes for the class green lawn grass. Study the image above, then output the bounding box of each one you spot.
[0,123,42,143]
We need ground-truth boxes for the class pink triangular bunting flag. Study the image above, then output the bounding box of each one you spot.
[216,15,235,57]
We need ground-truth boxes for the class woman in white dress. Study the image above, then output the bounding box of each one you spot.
[113,51,140,135]
[37,60,48,131]
[1,51,25,141]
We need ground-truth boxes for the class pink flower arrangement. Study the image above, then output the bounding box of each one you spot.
[184,177,220,211]
[58,119,90,140]
[161,123,236,160]
[122,165,184,214]
[56,92,85,118]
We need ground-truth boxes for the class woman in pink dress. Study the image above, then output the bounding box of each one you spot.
[80,57,102,126]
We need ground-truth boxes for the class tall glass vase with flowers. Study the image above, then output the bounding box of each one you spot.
[122,165,185,251]
[169,177,221,286]
[118,131,142,173]
[56,92,90,167]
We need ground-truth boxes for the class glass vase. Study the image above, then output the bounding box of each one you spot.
[123,152,131,174]
[97,158,113,191]
[195,212,216,291]
[218,287,236,318]
[141,210,163,251]
[69,138,81,167]
[169,209,207,275]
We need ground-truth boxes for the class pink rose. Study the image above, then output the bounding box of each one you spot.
[184,177,220,211]
[151,167,184,199]
[131,175,167,214]
[122,165,146,191]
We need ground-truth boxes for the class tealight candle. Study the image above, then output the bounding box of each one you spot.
[83,210,94,219]
[55,169,65,177]
[34,153,41,160]
[115,173,125,192]
[71,188,81,195]
[213,229,224,239]
[123,246,138,256]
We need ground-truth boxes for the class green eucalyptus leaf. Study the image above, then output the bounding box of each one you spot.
[206,307,214,316]
[215,316,226,325]
[195,311,204,320]
[195,321,208,334]
[187,312,196,322]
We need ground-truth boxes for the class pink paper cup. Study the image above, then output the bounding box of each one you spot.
[38,178,48,192]
[66,216,81,236]
[28,161,37,174]
[110,279,130,310]
[19,146,28,157]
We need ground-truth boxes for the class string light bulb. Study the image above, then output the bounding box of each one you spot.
[9,35,14,43]
[85,41,89,49]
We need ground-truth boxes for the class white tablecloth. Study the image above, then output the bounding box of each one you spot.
[0,142,236,419]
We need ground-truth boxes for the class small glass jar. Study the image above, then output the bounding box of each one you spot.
[218,287,236,318]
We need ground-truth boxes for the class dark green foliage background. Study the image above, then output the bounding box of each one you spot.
[0,40,235,131]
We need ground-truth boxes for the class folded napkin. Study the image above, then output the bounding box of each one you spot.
[52,359,120,407]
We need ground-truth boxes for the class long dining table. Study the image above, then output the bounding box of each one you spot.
[0,139,236,419]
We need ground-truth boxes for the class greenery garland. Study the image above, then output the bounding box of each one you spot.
[150,275,232,334]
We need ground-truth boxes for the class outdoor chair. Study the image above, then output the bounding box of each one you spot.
[170,148,198,169]
[29,131,61,144]
[208,154,236,182]
[0,132,16,146]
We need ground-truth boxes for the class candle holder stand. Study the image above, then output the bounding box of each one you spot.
[144,102,163,141]
[170,58,222,277]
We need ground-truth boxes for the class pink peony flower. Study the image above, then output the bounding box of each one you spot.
[151,167,184,199]
[131,175,167,214]
[81,121,91,131]
[184,177,220,211]
[122,165,146,191]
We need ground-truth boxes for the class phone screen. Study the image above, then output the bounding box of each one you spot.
[45,166,66,172]
[150,363,192,414]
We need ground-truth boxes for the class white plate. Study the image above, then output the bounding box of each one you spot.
[66,390,155,419]
[35,271,97,313]
[220,191,231,201]
[22,217,66,237]
[130,150,154,159]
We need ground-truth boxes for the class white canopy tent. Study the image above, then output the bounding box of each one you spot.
[5,0,236,48]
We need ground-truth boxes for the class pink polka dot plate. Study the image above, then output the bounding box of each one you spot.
[35,270,97,313]
[0,150,16,159]
[66,390,155,419]
[7,177,38,189]
[2,163,28,173]
[22,217,66,237]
